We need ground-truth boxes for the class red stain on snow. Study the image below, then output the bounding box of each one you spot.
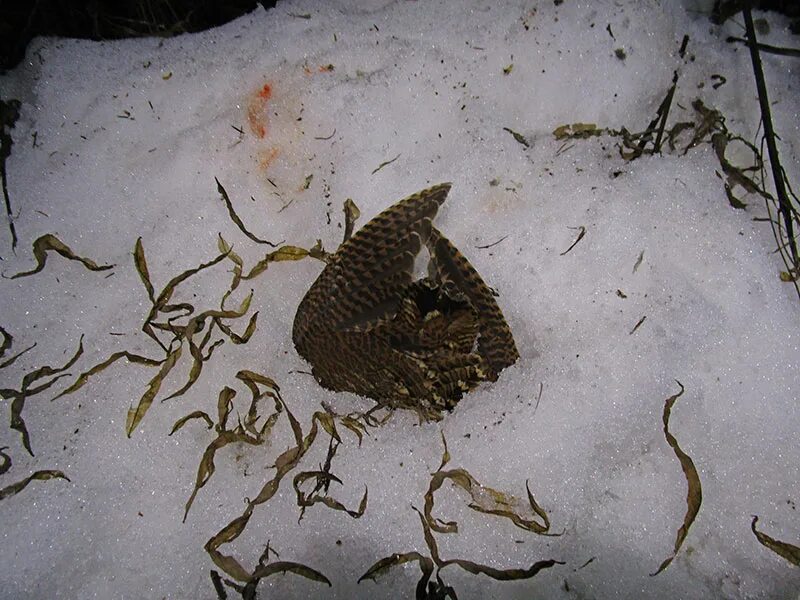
[247,83,273,138]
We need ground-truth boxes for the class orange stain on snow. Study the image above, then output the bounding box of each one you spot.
[247,83,273,138]
[257,147,280,170]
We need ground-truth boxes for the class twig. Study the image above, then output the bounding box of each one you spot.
[726,36,800,58]
[743,8,798,269]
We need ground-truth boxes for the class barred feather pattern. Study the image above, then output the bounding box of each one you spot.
[292,183,519,420]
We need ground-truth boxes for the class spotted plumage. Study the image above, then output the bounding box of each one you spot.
[292,183,518,420]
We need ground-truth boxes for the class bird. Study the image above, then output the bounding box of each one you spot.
[292,183,519,421]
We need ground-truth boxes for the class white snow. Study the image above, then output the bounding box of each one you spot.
[1,0,799,598]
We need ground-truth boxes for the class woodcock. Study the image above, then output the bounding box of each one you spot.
[292,183,519,421]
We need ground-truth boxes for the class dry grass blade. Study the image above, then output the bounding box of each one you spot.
[1,335,84,455]
[342,198,361,243]
[169,410,214,435]
[424,435,550,535]
[439,557,563,581]
[134,237,155,303]
[652,380,702,576]
[0,325,10,359]
[125,344,182,437]
[153,251,230,312]
[206,385,324,581]
[163,293,253,401]
[240,246,310,281]
[0,469,70,500]
[0,446,11,475]
[357,551,429,583]
[559,226,586,256]
[248,561,331,586]
[552,123,602,140]
[53,351,162,400]
[5,234,114,279]
[217,234,244,292]
[339,415,367,445]
[751,516,800,566]
[0,341,36,369]
[216,178,281,247]
[183,428,263,522]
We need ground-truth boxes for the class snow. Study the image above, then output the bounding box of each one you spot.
[1,0,799,598]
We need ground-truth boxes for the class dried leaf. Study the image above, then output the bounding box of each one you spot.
[559,226,586,256]
[1,335,84,455]
[134,237,155,303]
[339,416,367,446]
[371,153,401,175]
[633,250,645,273]
[0,469,70,500]
[751,516,800,566]
[169,411,214,435]
[126,344,183,437]
[0,342,36,370]
[342,198,361,243]
[439,557,563,581]
[503,127,530,148]
[6,234,114,279]
[424,439,550,535]
[0,325,11,359]
[0,446,11,475]
[314,411,341,443]
[553,123,602,140]
[53,351,162,400]
[184,428,264,521]
[217,234,243,292]
[652,380,702,576]
[248,561,331,586]
[216,178,280,247]
[241,246,310,280]
[358,551,429,583]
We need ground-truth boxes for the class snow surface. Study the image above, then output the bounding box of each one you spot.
[1,0,799,598]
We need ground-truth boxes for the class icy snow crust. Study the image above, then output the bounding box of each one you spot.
[0,0,799,598]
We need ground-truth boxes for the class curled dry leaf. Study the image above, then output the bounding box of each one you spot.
[125,344,182,437]
[6,234,114,279]
[53,351,162,401]
[652,380,702,576]
[1,335,84,455]
[0,469,70,500]
[215,178,281,247]
[169,411,214,435]
[751,516,800,567]
[0,446,11,475]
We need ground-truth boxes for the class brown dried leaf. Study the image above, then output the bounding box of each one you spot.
[169,411,214,435]
[342,198,361,243]
[241,246,310,280]
[6,234,114,279]
[216,178,281,247]
[217,387,236,432]
[1,335,84,455]
[358,551,429,583]
[751,516,800,566]
[183,428,263,522]
[0,325,11,359]
[553,123,602,140]
[0,341,36,369]
[249,561,331,586]
[0,446,11,475]
[439,557,563,581]
[125,344,182,437]
[0,469,70,500]
[134,237,155,303]
[53,351,162,400]
[652,380,702,575]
